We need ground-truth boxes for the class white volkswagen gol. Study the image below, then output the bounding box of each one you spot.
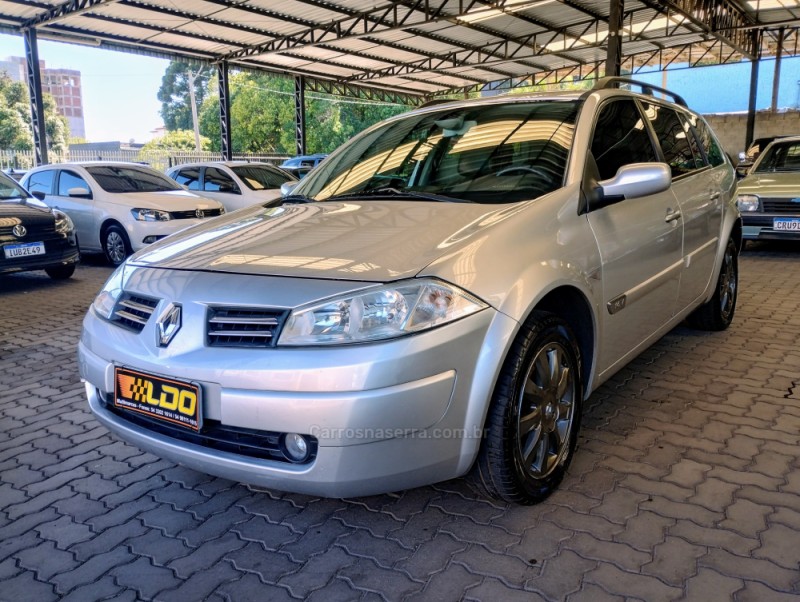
[79,79,740,504]
[23,162,225,266]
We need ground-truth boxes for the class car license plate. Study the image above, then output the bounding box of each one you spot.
[114,366,201,432]
[774,218,800,231]
[3,241,45,259]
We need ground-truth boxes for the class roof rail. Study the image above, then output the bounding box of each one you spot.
[591,77,687,108]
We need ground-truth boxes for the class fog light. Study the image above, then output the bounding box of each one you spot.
[283,433,309,462]
[143,235,166,244]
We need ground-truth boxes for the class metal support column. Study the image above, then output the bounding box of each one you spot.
[605,0,623,78]
[745,32,760,150]
[23,28,48,166]
[217,60,232,161]
[771,27,785,113]
[295,75,306,156]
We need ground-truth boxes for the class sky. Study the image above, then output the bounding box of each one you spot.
[0,32,168,143]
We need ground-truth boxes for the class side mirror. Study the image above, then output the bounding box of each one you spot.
[281,181,298,196]
[68,187,92,199]
[31,190,46,201]
[598,163,671,204]
[738,152,746,162]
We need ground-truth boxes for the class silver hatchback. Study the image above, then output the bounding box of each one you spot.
[79,78,740,504]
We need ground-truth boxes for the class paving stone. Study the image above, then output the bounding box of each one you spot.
[590,488,649,525]
[87,496,159,532]
[0,530,41,562]
[68,474,123,500]
[452,544,539,588]
[429,493,506,524]
[684,568,744,601]
[127,528,193,567]
[638,495,722,527]
[60,578,131,602]
[526,549,596,599]
[168,532,248,579]
[621,474,695,504]
[216,572,296,602]
[138,503,202,537]
[585,563,682,601]
[227,541,301,582]
[642,536,706,586]
[753,524,800,570]
[14,540,79,581]
[0,568,59,602]
[178,505,250,547]
[721,499,771,537]
[279,547,359,598]
[111,556,182,599]
[407,561,483,601]
[663,458,712,489]
[736,485,800,513]
[34,515,94,550]
[280,518,353,563]
[101,475,168,506]
[700,549,799,592]
[337,528,413,568]
[151,560,242,601]
[394,534,468,581]
[51,546,135,594]
[337,557,423,599]
[439,515,521,552]
[465,576,543,601]
[735,581,800,602]
[566,583,625,602]
[507,520,573,565]
[70,521,148,562]
[563,533,651,572]
[668,520,759,557]
[770,507,800,531]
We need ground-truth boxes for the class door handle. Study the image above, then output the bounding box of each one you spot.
[665,209,682,223]
[709,192,721,200]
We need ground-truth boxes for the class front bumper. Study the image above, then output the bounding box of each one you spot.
[78,290,518,497]
[126,217,209,252]
[742,214,800,240]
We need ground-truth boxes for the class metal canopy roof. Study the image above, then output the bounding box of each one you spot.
[1,0,799,104]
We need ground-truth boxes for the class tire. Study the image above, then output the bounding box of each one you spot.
[103,224,131,267]
[476,311,583,504]
[45,264,75,280]
[686,237,738,331]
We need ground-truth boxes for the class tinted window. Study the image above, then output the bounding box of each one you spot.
[85,166,181,193]
[231,165,293,190]
[173,168,200,190]
[690,116,725,167]
[58,170,90,196]
[590,100,657,181]
[0,173,28,200]
[642,102,700,177]
[204,168,239,193]
[300,101,579,204]
[676,112,706,169]
[26,170,55,195]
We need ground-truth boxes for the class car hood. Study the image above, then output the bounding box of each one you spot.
[738,172,800,197]
[0,198,53,224]
[104,189,221,210]
[130,200,521,281]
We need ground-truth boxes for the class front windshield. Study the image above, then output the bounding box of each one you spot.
[0,173,29,200]
[85,165,182,193]
[231,165,293,190]
[298,100,578,204]
[753,141,800,173]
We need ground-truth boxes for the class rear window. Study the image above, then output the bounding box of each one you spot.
[86,166,181,193]
[232,165,293,190]
[754,141,800,173]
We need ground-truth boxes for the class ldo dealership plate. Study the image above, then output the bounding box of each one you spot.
[114,366,201,431]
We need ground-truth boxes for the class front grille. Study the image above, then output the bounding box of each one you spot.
[762,198,800,214]
[170,208,225,220]
[100,390,317,464]
[112,293,159,332]
[207,307,288,348]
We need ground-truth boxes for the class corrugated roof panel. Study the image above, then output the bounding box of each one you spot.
[520,2,601,29]
[420,22,507,47]
[330,39,426,64]
[0,0,59,21]
[144,32,238,54]
[366,29,461,54]
[172,23,269,48]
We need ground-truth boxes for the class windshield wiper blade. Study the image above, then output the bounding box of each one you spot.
[281,194,316,204]
[327,187,472,203]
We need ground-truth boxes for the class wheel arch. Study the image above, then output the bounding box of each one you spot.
[99,218,126,247]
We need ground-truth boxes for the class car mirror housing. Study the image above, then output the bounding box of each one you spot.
[68,186,92,199]
[598,163,671,203]
[31,190,46,201]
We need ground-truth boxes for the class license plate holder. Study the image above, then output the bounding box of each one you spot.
[774,218,800,231]
[3,241,45,259]
[114,366,202,432]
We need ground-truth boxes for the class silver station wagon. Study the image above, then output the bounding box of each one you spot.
[79,78,741,504]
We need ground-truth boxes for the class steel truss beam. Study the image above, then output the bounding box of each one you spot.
[21,0,119,29]
[295,76,306,156]
[218,61,232,161]
[23,28,48,166]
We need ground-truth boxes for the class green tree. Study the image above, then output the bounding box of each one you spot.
[141,129,210,151]
[157,60,211,132]
[0,73,70,153]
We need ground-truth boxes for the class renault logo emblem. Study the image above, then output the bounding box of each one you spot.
[12,225,27,238]
[195,209,205,219]
[157,303,182,347]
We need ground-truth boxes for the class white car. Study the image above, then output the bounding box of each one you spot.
[23,162,225,266]
[166,161,297,212]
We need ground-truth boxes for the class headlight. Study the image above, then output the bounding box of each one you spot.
[278,278,487,346]
[737,195,759,212]
[131,208,171,221]
[91,264,128,320]
[53,209,74,233]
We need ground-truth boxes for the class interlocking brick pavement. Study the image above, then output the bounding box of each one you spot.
[1,241,800,600]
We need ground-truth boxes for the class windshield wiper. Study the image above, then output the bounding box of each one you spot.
[327,187,472,203]
[281,194,316,204]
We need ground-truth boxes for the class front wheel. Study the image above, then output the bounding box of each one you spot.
[476,311,583,504]
[686,237,738,331]
[45,264,75,280]
[103,224,131,267]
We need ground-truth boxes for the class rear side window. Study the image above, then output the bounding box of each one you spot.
[173,168,200,190]
[590,99,657,181]
[26,170,55,195]
[58,170,90,196]
[642,102,701,177]
[204,168,239,193]
[690,116,725,167]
